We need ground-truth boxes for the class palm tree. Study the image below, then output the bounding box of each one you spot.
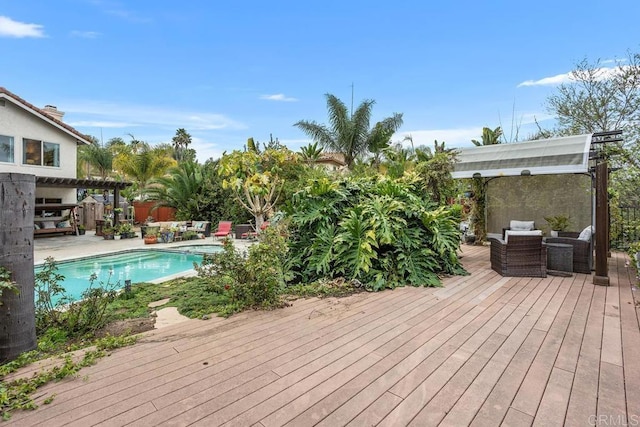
[299,142,324,163]
[471,126,503,146]
[145,162,204,220]
[171,128,194,162]
[77,142,114,180]
[294,93,403,169]
[113,144,176,200]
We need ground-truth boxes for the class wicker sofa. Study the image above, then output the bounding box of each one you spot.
[490,233,547,277]
[545,231,592,274]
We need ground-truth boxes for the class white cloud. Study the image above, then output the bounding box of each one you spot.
[517,72,573,87]
[70,30,101,38]
[190,137,225,162]
[260,94,298,102]
[63,101,246,131]
[518,62,634,88]
[0,16,45,38]
[394,127,484,149]
[68,120,137,128]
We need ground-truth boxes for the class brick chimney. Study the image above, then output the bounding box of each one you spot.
[43,104,65,121]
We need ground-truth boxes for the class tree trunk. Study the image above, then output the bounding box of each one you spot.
[0,173,37,363]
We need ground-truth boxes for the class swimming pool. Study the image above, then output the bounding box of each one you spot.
[173,244,226,254]
[34,248,220,302]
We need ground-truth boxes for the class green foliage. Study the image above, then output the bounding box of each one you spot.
[413,151,458,204]
[145,161,205,221]
[195,226,289,313]
[35,257,118,338]
[471,126,503,146]
[0,335,136,420]
[219,146,301,228]
[286,175,466,290]
[544,214,571,231]
[0,267,18,307]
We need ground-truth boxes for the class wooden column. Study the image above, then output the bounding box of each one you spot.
[113,187,120,225]
[0,173,37,362]
[593,161,609,285]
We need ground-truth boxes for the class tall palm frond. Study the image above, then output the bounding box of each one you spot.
[295,93,401,169]
[78,143,114,180]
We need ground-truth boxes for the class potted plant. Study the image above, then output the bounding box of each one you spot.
[117,222,135,239]
[77,224,86,235]
[144,232,158,244]
[159,226,174,243]
[544,214,571,237]
[182,230,197,240]
[102,226,115,240]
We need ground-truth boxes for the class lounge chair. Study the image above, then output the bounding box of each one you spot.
[213,221,233,239]
[545,226,594,274]
[241,221,270,239]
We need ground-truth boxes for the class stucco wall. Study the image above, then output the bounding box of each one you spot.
[486,174,592,236]
[0,100,79,179]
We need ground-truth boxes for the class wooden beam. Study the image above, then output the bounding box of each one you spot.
[593,161,609,285]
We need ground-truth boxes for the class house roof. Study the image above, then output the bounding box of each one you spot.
[451,134,593,179]
[0,87,93,146]
[316,152,346,166]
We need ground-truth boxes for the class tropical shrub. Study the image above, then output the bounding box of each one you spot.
[194,225,289,311]
[285,175,466,290]
[35,257,118,337]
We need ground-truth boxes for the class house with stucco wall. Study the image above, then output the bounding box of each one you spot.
[0,87,92,204]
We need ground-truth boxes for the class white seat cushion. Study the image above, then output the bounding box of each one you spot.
[509,220,535,231]
[505,229,542,243]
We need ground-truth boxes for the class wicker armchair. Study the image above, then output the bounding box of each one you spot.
[545,233,592,274]
[490,235,547,277]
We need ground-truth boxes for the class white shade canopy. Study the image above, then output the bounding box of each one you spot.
[451,134,593,179]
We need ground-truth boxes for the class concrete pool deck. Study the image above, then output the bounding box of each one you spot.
[33,229,255,264]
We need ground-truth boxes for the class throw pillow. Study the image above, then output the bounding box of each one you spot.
[42,221,56,229]
[34,223,41,230]
[578,225,594,241]
[57,220,71,228]
[509,220,535,231]
[505,229,542,243]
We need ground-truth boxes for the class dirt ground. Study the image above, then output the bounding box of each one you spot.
[96,316,156,337]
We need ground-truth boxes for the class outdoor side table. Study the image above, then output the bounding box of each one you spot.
[546,242,573,276]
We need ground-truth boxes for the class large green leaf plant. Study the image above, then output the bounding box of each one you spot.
[286,175,467,291]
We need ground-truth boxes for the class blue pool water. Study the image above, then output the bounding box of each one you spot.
[35,248,220,302]
[173,244,225,254]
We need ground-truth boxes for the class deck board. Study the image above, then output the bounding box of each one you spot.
[5,245,640,427]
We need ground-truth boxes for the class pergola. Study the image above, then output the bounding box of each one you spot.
[451,132,621,285]
[36,176,132,224]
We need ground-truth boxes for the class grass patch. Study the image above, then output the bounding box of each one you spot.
[106,277,238,320]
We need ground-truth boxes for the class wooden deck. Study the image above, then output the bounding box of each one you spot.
[7,245,640,426]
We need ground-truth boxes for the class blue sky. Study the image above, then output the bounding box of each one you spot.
[2,0,639,162]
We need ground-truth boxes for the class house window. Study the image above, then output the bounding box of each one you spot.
[0,135,14,163]
[22,138,60,167]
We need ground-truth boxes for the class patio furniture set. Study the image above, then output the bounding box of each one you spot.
[490,220,594,277]
[141,220,212,243]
